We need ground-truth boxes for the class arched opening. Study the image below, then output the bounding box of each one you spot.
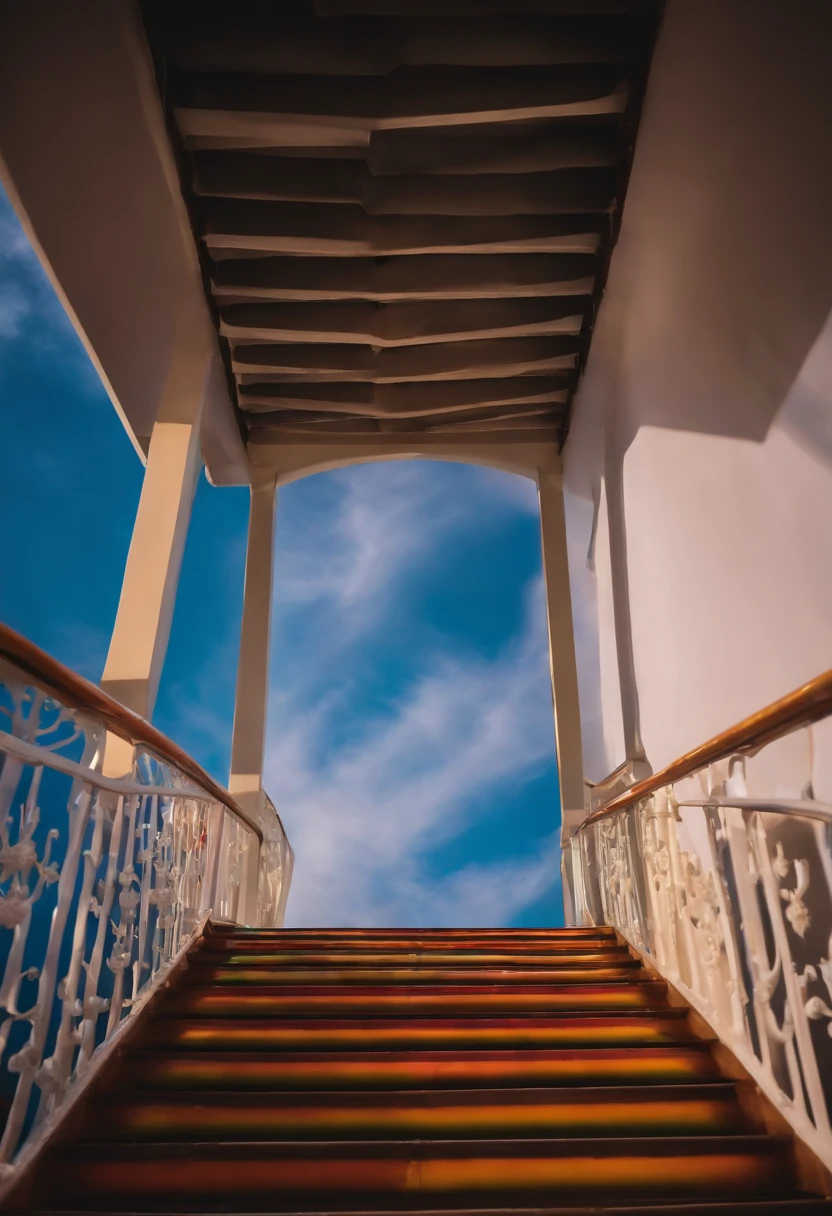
[260,458,562,928]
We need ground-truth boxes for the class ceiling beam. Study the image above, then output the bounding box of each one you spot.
[219,297,587,345]
[250,415,564,440]
[173,65,628,143]
[210,253,596,301]
[185,123,620,173]
[230,335,581,380]
[365,126,620,174]
[237,375,569,416]
[201,200,605,254]
[242,401,564,429]
[193,153,617,215]
[159,12,640,75]
[315,1,649,12]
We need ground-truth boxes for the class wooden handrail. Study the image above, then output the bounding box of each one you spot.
[583,667,832,826]
[0,622,263,843]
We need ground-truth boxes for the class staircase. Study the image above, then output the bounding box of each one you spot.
[15,925,831,1214]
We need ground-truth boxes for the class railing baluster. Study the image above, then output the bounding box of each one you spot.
[0,635,292,1178]
[573,702,832,1171]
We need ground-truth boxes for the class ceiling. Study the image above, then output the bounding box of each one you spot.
[139,0,660,455]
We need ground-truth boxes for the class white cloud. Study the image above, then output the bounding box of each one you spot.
[0,200,45,340]
[265,575,561,927]
[275,460,542,662]
[277,461,471,616]
[0,189,97,383]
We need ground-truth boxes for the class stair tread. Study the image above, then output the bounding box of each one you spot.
[192,952,634,963]
[14,925,823,1215]
[207,928,617,935]
[48,1136,799,1207]
[131,1045,713,1057]
[20,1203,832,1215]
[144,1012,697,1051]
[90,1083,748,1141]
[126,1045,722,1090]
[63,1134,790,1157]
[101,1082,742,1104]
[182,972,646,986]
[184,970,643,988]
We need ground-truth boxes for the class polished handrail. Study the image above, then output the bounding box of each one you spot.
[0,621,263,843]
[583,667,832,826]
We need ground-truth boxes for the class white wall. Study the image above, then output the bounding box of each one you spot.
[564,0,832,785]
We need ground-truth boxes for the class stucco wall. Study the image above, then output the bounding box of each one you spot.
[564,0,832,789]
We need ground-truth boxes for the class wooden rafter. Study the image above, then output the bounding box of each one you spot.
[140,0,658,444]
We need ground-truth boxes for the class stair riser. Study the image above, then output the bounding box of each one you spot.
[99,1096,743,1140]
[193,952,634,967]
[205,938,621,954]
[186,967,641,987]
[128,1050,719,1091]
[21,923,818,1215]
[169,985,667,1016]
[208,933,620,943]
[145,1015,694,1052]
[56,1151,791,1205]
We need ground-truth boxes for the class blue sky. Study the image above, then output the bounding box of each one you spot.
[0,184,563,927]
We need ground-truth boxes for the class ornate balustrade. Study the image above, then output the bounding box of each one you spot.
[0,624,292,1172]
[568,670,832,1169]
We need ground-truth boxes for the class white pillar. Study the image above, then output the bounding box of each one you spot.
[538,467,585,845]
[100,345,212,776]
[227,471,277,927]
[229,470,278,802]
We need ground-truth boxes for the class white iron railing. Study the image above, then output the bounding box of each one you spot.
[567,671,832,1170]
[0,625,292,1173]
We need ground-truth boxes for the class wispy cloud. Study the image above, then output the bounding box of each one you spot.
[265,460,561,928]
[0,203,40,341]
[0,189,99,390]
[278,462,475,617]
[277,460,540,634]
[266,587,559,926]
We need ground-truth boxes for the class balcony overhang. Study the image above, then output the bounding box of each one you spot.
[0,0,659,487]
[0,0,248,485]
[137,0,660,479]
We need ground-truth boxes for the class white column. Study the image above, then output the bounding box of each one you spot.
[229,469,278,802]
[538,467,585,845]
[100,345,212,777]
[227,471,277,928]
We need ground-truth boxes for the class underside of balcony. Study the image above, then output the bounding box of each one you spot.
[137,0,660,458]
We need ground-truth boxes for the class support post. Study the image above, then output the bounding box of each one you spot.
[538,467,585,847]
[229,470,278,803]
[100,345,212,776]
[228,470,278,927]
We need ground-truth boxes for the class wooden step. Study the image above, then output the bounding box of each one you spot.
[202,941,624,957]
[207,928,618,943]
[182,965,642,987]
[167,980,669,1017]
[11,922,828,1216]
[91,1084,747,1142]
[123,1046,721,1092]
[23,1201,832,1216]
[143,1012,696,1052]
[49,1136,796,1210]
[192,950,634,967]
